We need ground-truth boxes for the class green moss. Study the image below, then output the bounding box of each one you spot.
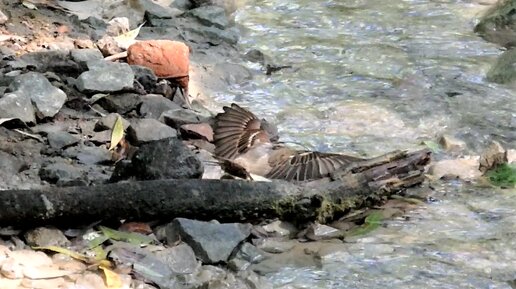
[347,211,384,236]
[486,163,516,188]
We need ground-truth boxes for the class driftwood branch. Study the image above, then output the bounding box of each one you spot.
[0,149,431,226]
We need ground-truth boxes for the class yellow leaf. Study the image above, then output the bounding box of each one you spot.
[109,116,124,151]
[114,22,145,49]
[22,1,38,9]
[99,265,123,289]
[33,246,89,262]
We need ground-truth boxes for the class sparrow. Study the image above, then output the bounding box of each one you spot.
[213,103,364,181]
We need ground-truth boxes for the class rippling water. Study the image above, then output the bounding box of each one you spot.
[213,0,516,288]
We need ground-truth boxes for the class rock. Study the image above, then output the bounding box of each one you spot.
[127,40,190,79]
[236,243,268,264]
[70,49,103,71]
[112,137,203,181]
[252,238,296,254]
[39,162,85,186]
[106,17,130,36]
[141,0,183,20]
[46,131,80,150]
[486,48,516,86]
[475,0,516,47]
[507,149,516,164]
[180,123,213,141]
[195,265,250,289]
[438,134,467,152]
[166,218,252,263]
[21,277,67,289]
[0,9,8,24]
[24,227,70,247]
[9,72,67,118]
[428,157,482,180]
[154,243,199,274]
[7,51,81,75]
[262,220,298,238]
[139,94,182,119]
[95,113,131,131]
[304,223,341,241]
[187,5,229,29]
[127,119,178,144]
[188,25,239,45]
[479,141,507,173]
[96,93,142,114]
[0,92,36,123]
[76,61,134,93]
[131,65,158,92]
[0,279,21,289]
[213,63,253,85]
[62,145,112,165]
[159,108,206,128]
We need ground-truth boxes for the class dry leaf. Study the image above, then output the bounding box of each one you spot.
[99,265,123,289]
[22,1,38,9]
[109,116,124,151]
[32,246,89,262]
[114,22,145,49]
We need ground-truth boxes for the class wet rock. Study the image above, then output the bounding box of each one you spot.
[304,223,341,241]
[9,72,67,118]
[62,145,112,165]
[166,218,252,263]
[96,93,142,114]
[262,220,298,238]
[95,113,131,131]
[213,63,253,85]
[180,123,213,141]
[112,137,203,181]
[160,108,206,128]
[127,40,190,78]
[24,227,70,247]
[188,25,239,45]
[228,243,268,271]
[139,94,182,119]
[131,65,158,92]
[46,131,79,150]
[439,134,467,152]
[39,162,85,186]
[428,157,482,180]
[76,61,135,94]
[7,51,80,75]
[474,0,516,47]
[195,265,250,289]
[253,238,296,254]
[154,243,199,274]
[486,48,516,86]
[187,5,229,29]
[479,141,507,173]
[0,92,36,123]
[127,119,178,144]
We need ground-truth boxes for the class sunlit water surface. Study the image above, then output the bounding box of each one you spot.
[212,0,516,288]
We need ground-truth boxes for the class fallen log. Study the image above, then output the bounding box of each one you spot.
[0,149,431,226]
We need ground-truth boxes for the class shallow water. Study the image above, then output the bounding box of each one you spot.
[213,0,516,288]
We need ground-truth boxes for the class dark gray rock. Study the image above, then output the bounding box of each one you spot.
[39,162,85,185]
[96,93,142,114]
[111,137,203,181]
[9,72,67,118]
[0,70,21,86]
[95,113,131,131]
[159,108,206,129]
[76,60,134,93]
[0,92,36,123]
[166,218,252,264]
[187,5,229,29]
[62,145,112,165]
[185,24,239,45]
[24,227,70,247]
[47,131,80,150]
[142,0,183,20]
[154,243,199,274]
[70,49,104,72]
[139,94,182,119]
[213,63,253,85]
[486,48,516,86]
[170,0,192,10]
[228,242,268,271]
[131,65,158,93]
[7,50,81,75]
[127,119,178,144]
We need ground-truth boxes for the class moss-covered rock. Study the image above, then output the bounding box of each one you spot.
[486,48,516,85]
[475,0,516,47]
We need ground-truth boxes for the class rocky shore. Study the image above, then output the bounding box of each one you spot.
[0,0,514,288]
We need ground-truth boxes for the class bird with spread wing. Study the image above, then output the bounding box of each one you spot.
[213,103,364,181]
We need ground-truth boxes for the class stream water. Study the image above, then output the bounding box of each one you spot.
[213,0,516,288]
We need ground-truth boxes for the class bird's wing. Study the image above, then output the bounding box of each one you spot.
[266,151,363,181]
[214,103,270,159]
